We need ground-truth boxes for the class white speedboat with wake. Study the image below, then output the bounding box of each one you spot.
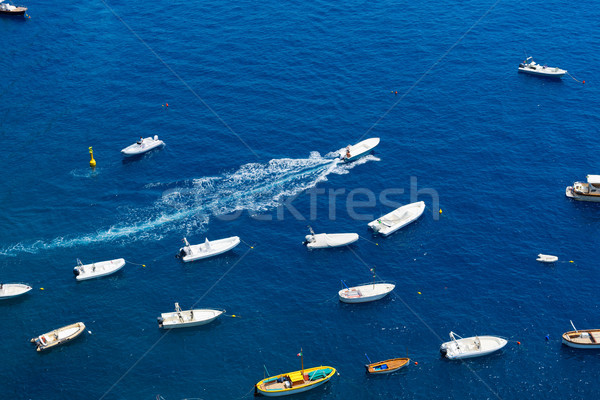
[176,236,240,262]
[121,135,165,156]
[518,57,566,78]
[73,258,126,281]
[0,283,32,299]
[440,331,507,360]
[339,138,380,163]
[157,302,225,329]
[303,226,358,249]
[368,201,425,236]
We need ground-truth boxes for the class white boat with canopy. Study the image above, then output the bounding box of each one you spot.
[439,331,507,360]
[566,175,600,202]
[157,302,225,329]
[339,138,380,163]
[31,322,86,352]
[338,280,395,303]
[176,236,240,262]
[0,283,32,299]
[121,135,165,156]
[536,254,558,263]
[518,57,566,78]
[368,201,425,236]
[73,258,126,281]
[303,226,358,249]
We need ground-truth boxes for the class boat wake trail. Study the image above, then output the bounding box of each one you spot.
[1,152,379,256]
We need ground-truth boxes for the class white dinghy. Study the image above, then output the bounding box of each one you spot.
[339,138,380,163]
[0,283,32,299]
[157,302,225,329]
[338,281,395,303]
[303,226,358,249]
[440,331,507,360]
[368,201,425,236]
[537,254,558,263]
[121,135,165,156]
[73,258,126,281]
[176,236,240,262]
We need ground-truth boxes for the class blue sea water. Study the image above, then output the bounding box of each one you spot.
[2,0,600,398]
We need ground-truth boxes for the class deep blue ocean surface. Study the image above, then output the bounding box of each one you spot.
[2,0,600,398]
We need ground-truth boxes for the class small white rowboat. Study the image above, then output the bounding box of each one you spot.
[0,283,32,299]
[31,322,86,352]
[368,201,425,236]
[304,232,358,249]
[440,331,507,360]
[121,135,165,156]
[73,258,126,281]
[338,282,395,303]
[339,138,380,163]
[536,254,558,263]
[176,236,240,262]
[157,303,225,329]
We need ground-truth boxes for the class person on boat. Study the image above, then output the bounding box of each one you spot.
[137,137,144,145]
[345,146,351,159]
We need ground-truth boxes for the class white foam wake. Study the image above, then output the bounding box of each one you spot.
[1,152,378,256]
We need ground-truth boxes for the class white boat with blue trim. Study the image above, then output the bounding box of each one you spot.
[339,138,380,163]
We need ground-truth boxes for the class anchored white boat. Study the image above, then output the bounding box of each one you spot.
[31,322,86,352]
[338,281,395,303]
[0,283,32,299]
[303,226,358,249]
[562,321,600,349]
[339,138,380,163]
[537,254,558,263]
[566,175,600,202]
[73,258,126,281]
[368,201,425,236]
[176,236,240,262]
[0,0,27,15]
[157,302,225,329]
[518,57,566,78]
[440,331,507,360]
[121,135,165,156]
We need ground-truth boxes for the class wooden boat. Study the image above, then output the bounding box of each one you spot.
[536,254,558,263]
[121,135,165,156]
[339,138,380,163]
[440,331,507,360]
[176,236,240,262]
[566,175,600,202]
[518,57,566,78]
[365,357,410,374]
[0,283,32,299]
[562,321,600,349]
[73,258,126,281]
[157,302,225,329]
[303,227,358,249]
[255,352,335,397]
[338,281,395,303]
[0,0,27,15]
[31,322,86,352]
[368,201,425,236]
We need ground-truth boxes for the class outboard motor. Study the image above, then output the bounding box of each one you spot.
[303,235,315,246]
[175,248,187,259]
[73,268,80,276]
[154,135,158,141]
[157,317,164,327]
[440,345,448,357]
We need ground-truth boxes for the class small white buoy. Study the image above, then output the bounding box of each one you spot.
[88,330,92,335]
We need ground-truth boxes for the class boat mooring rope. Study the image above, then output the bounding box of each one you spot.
[358,234,379,246]
[240,239,255,249]
[566,71,585,84]
[124,260,146,267]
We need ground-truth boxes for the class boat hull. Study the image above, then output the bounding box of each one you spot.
[74,258,126,281]
[339,282,395,303]
[0,283,32,299]
[518,68,566,78]
[0,8,25,15]
[366,358,410,374]
[562,330,600,349]
[256,366,336,397]
[180,236,240,262]
[305,233,358,249]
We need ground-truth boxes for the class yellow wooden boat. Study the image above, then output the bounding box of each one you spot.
[365,357,410,374]
[30,322,86,352]
[255,351,335,397]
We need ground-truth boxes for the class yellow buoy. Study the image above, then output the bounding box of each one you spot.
[40,288,44,290]
[439,209,443,214]
[89,146,96,168]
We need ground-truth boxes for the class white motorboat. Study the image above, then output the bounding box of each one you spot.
[439,331,507,360]
[0,0,27,15]
[562,321,600,349]
[73,258,126,281]
[31,322,86,352]
[303,226,358,249]
[157,302,225,329]
[339,138,380,163]
[566,175,600,202]
[121,135,165,156]
[368,201,425,236]
[338,281,395,303]
[0,283,32,299]
[537,254,558,263]
[518,57,566,78]
[176,236,240,262]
